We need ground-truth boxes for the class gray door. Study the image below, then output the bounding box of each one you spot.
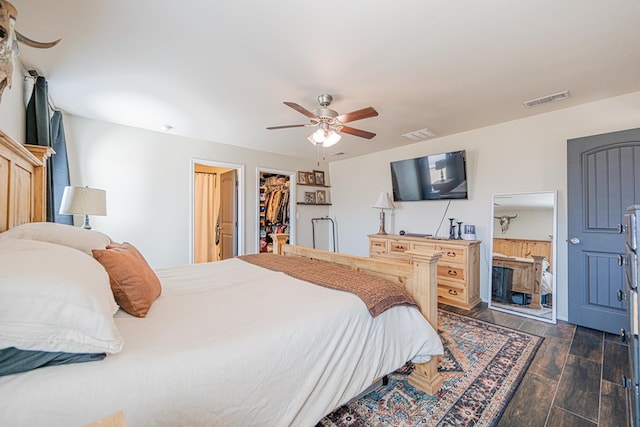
[568,128,640,334]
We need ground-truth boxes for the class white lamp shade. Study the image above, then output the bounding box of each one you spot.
[59,186,107,216]
[373,192,395,210]
[322,130,341,147]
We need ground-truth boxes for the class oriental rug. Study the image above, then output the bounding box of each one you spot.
[317,310,543,427]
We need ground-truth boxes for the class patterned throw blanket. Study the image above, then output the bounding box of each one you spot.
[238,253,417,317]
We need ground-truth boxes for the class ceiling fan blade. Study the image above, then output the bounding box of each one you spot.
[283,102,319,120]
[336,107,378,124]
[266,124,309,130]
[340,126,376,139]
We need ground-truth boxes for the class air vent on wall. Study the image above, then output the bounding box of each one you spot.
[402,128,439,141]
[523,90,570,108]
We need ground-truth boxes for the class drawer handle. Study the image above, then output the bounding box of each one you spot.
[446,251,457,258]
[447,270,458,277]
[448,289,458,296]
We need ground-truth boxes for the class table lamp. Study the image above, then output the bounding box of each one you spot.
[373,192,395,235]
[59,186,107,229]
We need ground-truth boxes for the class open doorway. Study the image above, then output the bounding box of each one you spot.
[257,168,296,253]
[191,160,244,263]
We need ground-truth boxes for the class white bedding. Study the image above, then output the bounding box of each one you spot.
[0,258,442,427]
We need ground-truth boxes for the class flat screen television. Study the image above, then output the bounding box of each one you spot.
[390,150,468,201]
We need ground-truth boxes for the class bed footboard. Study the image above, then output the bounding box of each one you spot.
[272,236,443,395]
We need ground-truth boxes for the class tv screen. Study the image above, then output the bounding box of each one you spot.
[390,150,468,201]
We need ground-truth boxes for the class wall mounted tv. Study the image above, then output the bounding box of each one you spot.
[390,150,468,201]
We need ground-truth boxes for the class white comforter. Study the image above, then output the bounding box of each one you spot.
[0,258,442,427]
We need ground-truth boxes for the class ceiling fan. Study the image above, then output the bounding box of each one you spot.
[266,94,378,147]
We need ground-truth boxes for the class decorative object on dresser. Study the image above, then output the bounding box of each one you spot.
[372,192,395,235]
[59,186,107,230]
[369,234,481,310]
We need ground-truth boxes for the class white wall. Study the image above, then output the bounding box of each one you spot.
[329,90,640,321]
[63,115,327,268]
[0,59,27,141]
[493,207,553,241]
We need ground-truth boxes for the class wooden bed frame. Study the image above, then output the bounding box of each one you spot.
[492,237,551,309]
[272,235,443,393]
[0,129,444,396]
[0,129,53,232]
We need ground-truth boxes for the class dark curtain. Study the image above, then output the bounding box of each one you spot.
[26,77,71,223]
[51,111,72,224]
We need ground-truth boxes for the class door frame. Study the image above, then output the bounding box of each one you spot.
[190,158,245,263]
[256,167,297,253]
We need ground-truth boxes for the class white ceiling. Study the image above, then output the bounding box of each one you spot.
[11,0,640,161]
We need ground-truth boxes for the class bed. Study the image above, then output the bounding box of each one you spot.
[492,238,553,309]
[0,131,444,426]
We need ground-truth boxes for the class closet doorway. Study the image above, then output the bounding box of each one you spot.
[257,168,296,253]
[192,160,244,263]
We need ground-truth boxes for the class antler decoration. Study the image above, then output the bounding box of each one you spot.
[0,0,60,101]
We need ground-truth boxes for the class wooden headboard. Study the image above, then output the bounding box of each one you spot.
[492,237,553,271]
[0,129,54,232]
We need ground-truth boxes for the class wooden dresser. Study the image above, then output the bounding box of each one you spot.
[368,234,481,310]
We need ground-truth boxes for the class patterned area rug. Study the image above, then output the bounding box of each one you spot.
[317,310,543,427]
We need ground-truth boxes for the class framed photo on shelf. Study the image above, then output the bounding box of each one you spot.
[316,190,326,204]
[313,170,325,186]
[304,191,316,204]
[297,171,308,184]
[306,172,315,185]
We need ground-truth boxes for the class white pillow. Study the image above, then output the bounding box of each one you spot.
[0,238,123,354]
[0,222,111,255]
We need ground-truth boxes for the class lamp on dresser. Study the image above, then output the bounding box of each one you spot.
[372,192,395,235]
[59,186,107,229]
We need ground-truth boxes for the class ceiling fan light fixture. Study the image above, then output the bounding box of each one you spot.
[322,130,341,147]
[312,128,326,143]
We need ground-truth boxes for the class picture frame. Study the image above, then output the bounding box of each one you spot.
[306,172,315,185]
[304,191,316,204]
[297,171,308,184]
[313,170,325,186]
[316,190,326,204]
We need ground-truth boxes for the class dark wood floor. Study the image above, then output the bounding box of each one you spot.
[441,303,630,427]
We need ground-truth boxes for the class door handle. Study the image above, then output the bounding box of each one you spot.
[569,237,581,245]
[621,328,627,343]
[617,289,627,302]
[618,254,628,266]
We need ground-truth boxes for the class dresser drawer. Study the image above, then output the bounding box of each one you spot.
[409,241,438,253]
[389,241,409,254]
[369,239,387,254]
[437,264,466,282]
[436,244,467,265]
[438,284,467,305]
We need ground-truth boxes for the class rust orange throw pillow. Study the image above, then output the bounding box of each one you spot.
[92,242,162,317]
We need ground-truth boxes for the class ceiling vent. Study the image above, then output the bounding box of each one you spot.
[523,90,570,108]
[402,128,439,141]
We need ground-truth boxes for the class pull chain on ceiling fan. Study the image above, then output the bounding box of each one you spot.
[266,94,379,148]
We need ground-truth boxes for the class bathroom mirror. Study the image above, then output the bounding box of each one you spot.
[489,191,557,323]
